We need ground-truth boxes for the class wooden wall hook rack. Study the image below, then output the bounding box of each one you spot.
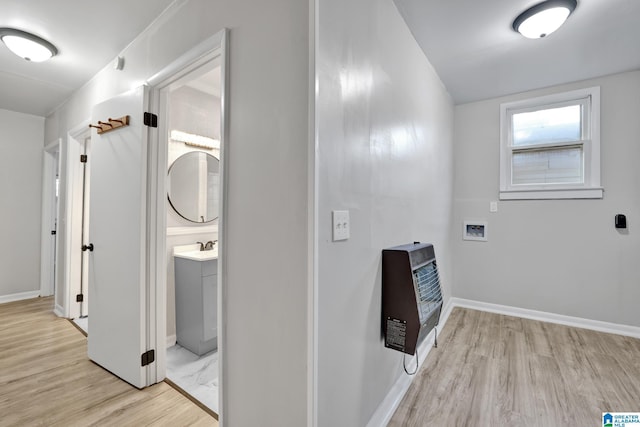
[89,115,130,135]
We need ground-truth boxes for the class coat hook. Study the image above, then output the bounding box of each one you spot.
[98,120,113,128]
[109,117,124,125]
[89,124,102,130]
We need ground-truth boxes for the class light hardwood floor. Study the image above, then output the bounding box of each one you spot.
[389,307,640,426]
[0,297,216,427]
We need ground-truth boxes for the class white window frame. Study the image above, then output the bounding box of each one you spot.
[499,86,602,200]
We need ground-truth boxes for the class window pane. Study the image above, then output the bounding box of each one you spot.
[512,146,583,185]
[512,104,581,146]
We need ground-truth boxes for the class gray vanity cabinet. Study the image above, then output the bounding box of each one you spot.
[175,257,218,355]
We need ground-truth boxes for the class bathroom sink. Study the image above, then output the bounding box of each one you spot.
[173,244,218,261]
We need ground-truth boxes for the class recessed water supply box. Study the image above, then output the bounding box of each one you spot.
[382,242,443,355]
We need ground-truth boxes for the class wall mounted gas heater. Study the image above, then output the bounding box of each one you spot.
[382,242,443,356]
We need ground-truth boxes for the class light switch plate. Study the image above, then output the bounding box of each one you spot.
[490,201,498,213]
[332,210,350,241]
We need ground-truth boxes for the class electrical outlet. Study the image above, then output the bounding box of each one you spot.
[332,210,350,241]
[490,201,498,213]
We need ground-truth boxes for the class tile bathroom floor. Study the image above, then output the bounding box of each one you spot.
[166,344,219,415]
[73,316,88,334]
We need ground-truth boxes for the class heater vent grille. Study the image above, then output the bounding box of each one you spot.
[413,261,442,325]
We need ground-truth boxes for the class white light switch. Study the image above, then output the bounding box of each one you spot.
[490,201,498,213]
[332,210,350,241]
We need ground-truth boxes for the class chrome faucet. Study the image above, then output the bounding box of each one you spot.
[196,241,205,251]
[204,240,217,250]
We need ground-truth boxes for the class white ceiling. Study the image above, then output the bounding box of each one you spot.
[2,1,639,115]
[0,0,175,117]
[393,0,640,104]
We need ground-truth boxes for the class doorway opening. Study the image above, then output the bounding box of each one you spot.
[41,140,60,302]
[162,59,222,417]
[73,134,91,333]
[58,125,93,330]
[146,29,227,419]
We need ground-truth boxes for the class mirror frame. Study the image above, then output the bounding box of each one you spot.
[167,150,220,223]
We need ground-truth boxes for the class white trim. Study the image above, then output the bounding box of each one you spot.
[62,132,81,318]
[146,31,225,88]
[145,83,161,387]
[500,86,599,116]
[44,139,59,151]
[0,291,41,304]
[63,122,91,321]
[217,29,229,427]
[54,303,65,317]
[451,297,640,339]
[500,187,603,200]
[367,296,640,426]
[308,0,318,425]
[499,86,601,200]
[166,225,217,236]
[166,334,177,348]
[147,26,228,417]
[40,139,61,298]
[366,298,455,427]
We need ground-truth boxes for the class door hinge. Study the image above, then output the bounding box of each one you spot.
[143,112,158,128]
[141,349,155,366]
[80,154,88,163]
[76,294,84,302]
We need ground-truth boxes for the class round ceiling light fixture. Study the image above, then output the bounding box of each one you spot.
[0,28,58,62]
[513,0,577,39]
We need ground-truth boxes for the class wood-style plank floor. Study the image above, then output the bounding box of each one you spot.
[0,297,216,427]
[389,307,640,426]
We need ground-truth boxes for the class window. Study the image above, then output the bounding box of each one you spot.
[499,87,602,200]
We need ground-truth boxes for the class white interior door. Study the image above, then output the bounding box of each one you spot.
[88,86,153,389]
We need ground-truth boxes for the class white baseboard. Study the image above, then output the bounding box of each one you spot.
[366,298,455,427]
[368,296,640,427]
[167,334,177,348]
[0,290,41,304]
[53,304,65,317]
[451,297,640,339]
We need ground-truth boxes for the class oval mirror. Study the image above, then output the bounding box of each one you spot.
[168,151,220,223]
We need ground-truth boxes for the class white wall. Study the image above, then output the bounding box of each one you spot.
[45,0,310,425]
[453,70,640,328]
[0,109,45,298]
[316,0,454,425]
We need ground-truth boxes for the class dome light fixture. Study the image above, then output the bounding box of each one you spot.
[513,0,577,39]
[0,28,58,62]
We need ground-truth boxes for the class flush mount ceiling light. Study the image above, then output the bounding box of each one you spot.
[0,28,58,62]
[513,0,577,39]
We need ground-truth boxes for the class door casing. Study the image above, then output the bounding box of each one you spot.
[40,139,61,301]
[146,29,229,399]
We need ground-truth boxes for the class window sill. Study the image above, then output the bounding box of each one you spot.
[499,187,603,200]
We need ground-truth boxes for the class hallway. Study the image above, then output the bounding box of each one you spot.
[0,297,215,426]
